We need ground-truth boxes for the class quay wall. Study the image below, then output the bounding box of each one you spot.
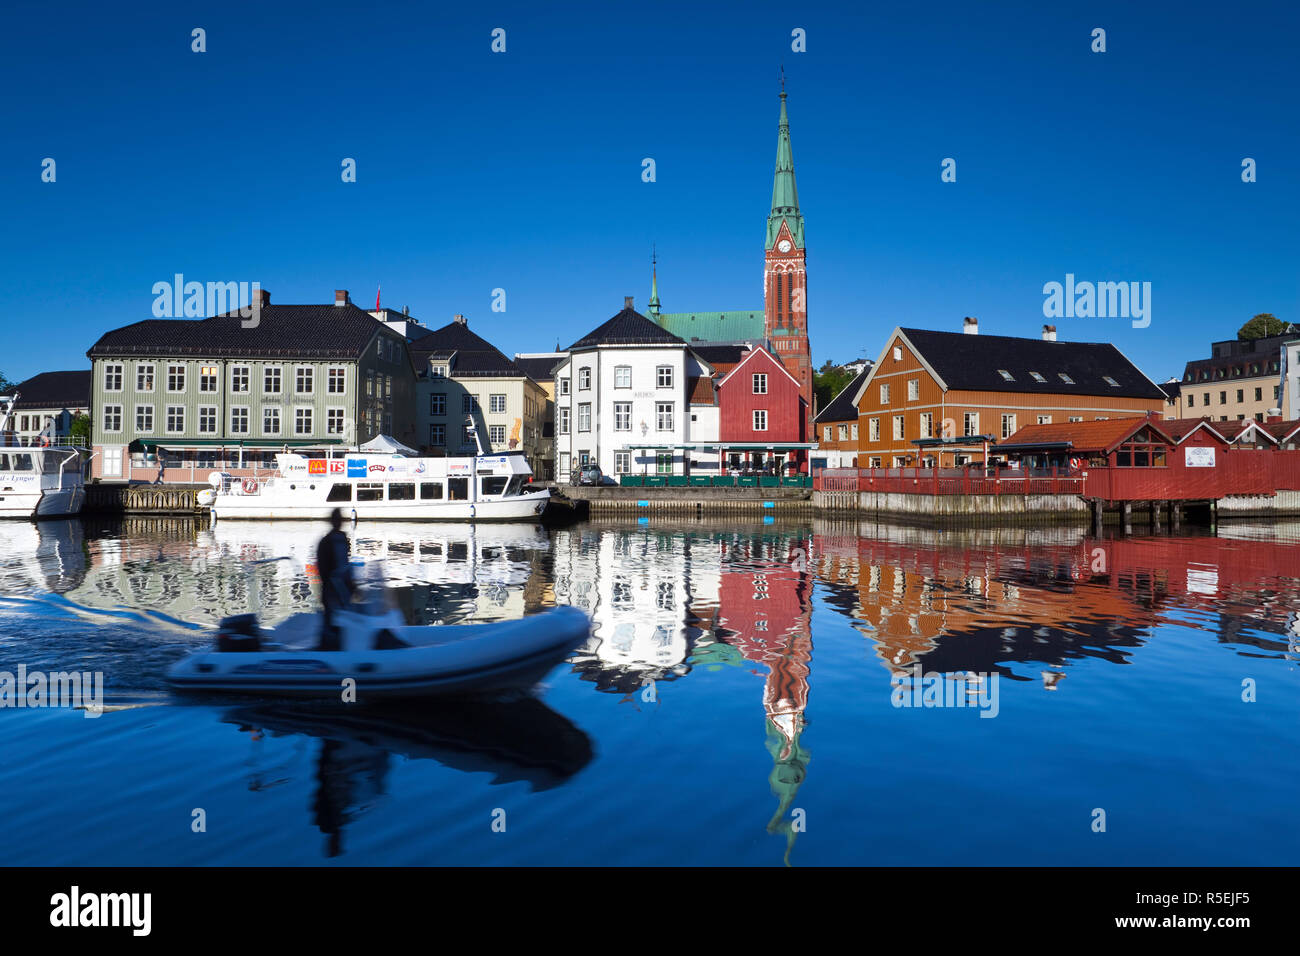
[814,489,1089,524]
[85,483,203,515]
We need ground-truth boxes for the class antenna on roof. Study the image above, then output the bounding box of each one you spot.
[780,64,785,93]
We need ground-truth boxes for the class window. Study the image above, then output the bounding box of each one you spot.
[1188,394,1195,407]
[1275,386,1282,401]
[1103,376,1120,387]
[656,366,673,388]
[167,365,186,392]
[893,346,903,361]
[615,366,632,389]
[1255,387,1263,402]
[754,409,768,431]
[1058,373,1075,384]
[893,415,905,440]
[431,364,447,379]
[447,477,469,501]
[430,394,446,416]
[489,424,506,445]
[356,483,384,502]
[135,405,154,433]
[869,418,880,442]
[963,412,979,436]
[851,423,858,439]
[579,368,592,390]
[263,406,280,435]
[1029,371,1047,383]
[264,367,281,394]
[869,457,882,468]
[102,404,122,432]
[1203,392,1210,405]
[230,407,249,434]
[430,424,446,446]
[489,394,506,414]
[224,365,247,393]
[481,476,508,497]
[656,402,674,430]
[1236,389,1244,403]
[919,412,933,439]
[136,364,155,392]
[1001,414,1017,439]
[327,409,345,435]
[198,406,218,434]
[1068,416,1083,423]
[614,402,631,431]
[293,367,312,394]
[103,364,123,391]
[838,424,849,441]
[199,366,218,392]
[614,451,630,474]
[420,482,444,500]
[328,368,346,394]
[559,377,570,396]
[656,452,673,474]
[326,484,353,502]
[880,383,890,403]
[997,370,1014,382]
[823,426,832,441]
[1037,414,1052,425]
[462,394,478,414]
[907,379,920,400]
[388,483,415,501]
[558,408,570,434]
[166,406,185,433]
[753,373,768,394]
[1220,391,1227,405]
[578,403,592,432]
[295,408,312,434]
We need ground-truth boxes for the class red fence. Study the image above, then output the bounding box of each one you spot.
[815,449,1300,501]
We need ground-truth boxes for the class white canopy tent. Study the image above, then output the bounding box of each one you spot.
[358,434,420,457]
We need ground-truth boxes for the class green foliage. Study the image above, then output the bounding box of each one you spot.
[814,366,854,411]
[0,371,14,394]
[1238,313,1285,340]
[69,412,91,445]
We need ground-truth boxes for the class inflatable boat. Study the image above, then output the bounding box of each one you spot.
[167,602,590,699]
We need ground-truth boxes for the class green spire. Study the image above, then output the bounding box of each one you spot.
[648,246,661,317]
[766,90,805,251]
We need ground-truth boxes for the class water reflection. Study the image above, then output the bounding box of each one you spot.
[222,698,594,858]
[4,515,1300,864]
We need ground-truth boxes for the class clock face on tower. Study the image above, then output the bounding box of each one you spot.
[777,239,792,253]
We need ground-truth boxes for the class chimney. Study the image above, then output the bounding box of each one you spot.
[624,296,635,310]
[251,288,270,309]
[1042,324,1057,341]
[963,316,978,335]
[334,290,350,307]
[453,314,466,325]
[1268,408,1282,422]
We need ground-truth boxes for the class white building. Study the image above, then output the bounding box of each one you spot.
[553,299,716,481]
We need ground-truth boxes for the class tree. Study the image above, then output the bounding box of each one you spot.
[1238,313,1286,340]
[0,371,14,394]
[814,366,854,411]
[69,413,91,446]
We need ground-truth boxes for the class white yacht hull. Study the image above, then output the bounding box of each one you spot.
[210,492,549,522]
[0,484,85,519]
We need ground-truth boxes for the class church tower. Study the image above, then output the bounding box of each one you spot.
[763,88,813,434]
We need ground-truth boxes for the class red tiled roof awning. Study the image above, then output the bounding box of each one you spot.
[997,416,1173,455]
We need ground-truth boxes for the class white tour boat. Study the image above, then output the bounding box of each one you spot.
[0,395,86,520]
[199,435,551,522]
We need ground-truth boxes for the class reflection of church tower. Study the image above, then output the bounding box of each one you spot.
[715,531,814,865]
[764,89,813,433]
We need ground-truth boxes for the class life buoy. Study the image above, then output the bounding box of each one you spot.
[241,478,257,494]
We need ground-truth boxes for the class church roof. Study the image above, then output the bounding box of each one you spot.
[766,91,804,251]
[654,310,765,344]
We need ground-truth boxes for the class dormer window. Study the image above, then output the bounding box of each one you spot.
[430,363,447,379]
[1029,372,1047,383]
[997,370,1014,382]
[1103,376,1120,387]
[1058,372,1075,384]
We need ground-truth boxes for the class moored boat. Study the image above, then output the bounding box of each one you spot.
[0,395,85,519]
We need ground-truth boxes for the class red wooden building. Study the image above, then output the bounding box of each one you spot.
[716,345,810,473]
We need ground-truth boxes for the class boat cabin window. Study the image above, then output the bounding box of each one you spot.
[356,483,384,502]
[326,483,353,502]
[481,476,508,496]
[388,482,415,501]
[447,477,469,501]
[504,476,526,496]
[0,453,34,471]
[420,481,443,500]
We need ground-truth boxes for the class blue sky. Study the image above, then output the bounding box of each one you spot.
[1,0,1297,384]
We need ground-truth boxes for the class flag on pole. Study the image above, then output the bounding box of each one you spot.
[376,284,381,311]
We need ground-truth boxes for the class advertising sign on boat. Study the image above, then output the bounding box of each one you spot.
[347,459,367,477]
[308,459,327,475]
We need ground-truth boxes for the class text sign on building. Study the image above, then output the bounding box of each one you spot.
[1185,446,1216,467]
